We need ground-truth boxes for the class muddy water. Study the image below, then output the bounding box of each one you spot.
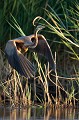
[0,106,79,120]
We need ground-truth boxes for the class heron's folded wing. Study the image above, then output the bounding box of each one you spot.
[5,44,35,78]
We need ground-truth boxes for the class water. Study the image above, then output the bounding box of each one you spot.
[0,106,79,120]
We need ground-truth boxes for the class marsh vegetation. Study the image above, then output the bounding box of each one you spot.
[0,0,79,108]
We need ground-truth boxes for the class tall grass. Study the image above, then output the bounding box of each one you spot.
[0,0,50,107]
[0,0,48,48]
[1,0,79,107]
[0,49,32,107]
[33,2,79,106]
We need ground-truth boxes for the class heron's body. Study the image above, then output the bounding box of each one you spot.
[5,34,54,78]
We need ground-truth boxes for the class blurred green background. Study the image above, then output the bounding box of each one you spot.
[0,0,47,48]
[0,0,75,48]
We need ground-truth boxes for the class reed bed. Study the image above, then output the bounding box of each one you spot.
[0,0,79,108]
[0,47,79,108]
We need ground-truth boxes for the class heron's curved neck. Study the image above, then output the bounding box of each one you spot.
[34,32,38,47]
[29,31,38,48]
[30,25,45,48]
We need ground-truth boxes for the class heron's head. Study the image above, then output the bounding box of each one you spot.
[23,34,38,48]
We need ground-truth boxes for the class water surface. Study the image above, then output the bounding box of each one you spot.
[0,106,79,120]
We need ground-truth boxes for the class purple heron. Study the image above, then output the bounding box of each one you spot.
[5,27,55,78]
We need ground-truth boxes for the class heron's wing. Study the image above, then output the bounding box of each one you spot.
[5,40,35,78]
[30,35,55,69]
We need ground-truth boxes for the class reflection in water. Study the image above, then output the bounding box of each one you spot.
[0,106,79,120]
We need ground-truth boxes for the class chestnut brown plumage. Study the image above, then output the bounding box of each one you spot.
[5,34,55,78]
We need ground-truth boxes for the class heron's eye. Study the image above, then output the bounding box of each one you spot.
[31,37,36,43]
